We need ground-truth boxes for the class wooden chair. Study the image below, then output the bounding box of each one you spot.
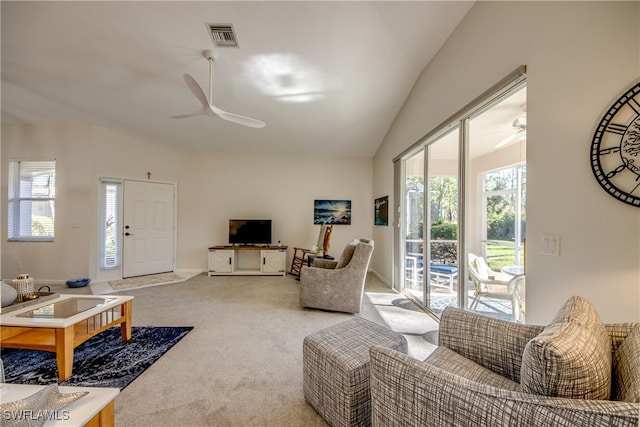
[290,247,312,277]
[289,225,333,277]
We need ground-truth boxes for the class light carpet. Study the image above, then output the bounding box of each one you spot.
[107,272,438,426]
[109,272,185,291]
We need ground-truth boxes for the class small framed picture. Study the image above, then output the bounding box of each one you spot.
[374,196,388,226]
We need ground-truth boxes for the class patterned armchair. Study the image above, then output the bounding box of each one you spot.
[369,299,639,427]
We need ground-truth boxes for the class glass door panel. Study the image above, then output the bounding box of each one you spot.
[467,85,527,321]
[425,129,459,314]
[403,150,425,302]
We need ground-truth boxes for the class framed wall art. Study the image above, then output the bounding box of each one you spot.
[374,196,388,226]
[313,200,351,225]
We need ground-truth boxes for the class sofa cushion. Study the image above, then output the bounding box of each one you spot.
[612,324,640,402]
[425,346,520,391]
[520,296,611,400]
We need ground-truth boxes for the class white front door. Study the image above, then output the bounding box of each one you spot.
[122,180,175,278]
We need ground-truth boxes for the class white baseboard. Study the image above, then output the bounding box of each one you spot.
[369,269,396,291]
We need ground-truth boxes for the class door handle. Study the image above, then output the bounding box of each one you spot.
[125,232,133,236]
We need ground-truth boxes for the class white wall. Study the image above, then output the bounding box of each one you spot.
[372,1,640,323]
[1,124,373,282]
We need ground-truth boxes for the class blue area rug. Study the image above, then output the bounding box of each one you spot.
[1,326,193,390]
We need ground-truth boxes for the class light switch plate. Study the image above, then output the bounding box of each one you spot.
[541,234,560,256]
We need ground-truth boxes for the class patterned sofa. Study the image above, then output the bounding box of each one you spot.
[369,297,639,427]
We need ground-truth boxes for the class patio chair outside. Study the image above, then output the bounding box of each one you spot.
[508,273,526,323]
[468,253,522,321]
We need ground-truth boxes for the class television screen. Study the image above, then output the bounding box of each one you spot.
[229,219,272,245]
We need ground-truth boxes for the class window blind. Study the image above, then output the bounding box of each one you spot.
[99,178,122,269]
[8,160,56,241]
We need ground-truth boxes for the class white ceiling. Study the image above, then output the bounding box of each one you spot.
[1,1,476,157]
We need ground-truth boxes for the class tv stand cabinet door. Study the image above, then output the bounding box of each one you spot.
[261,250,286,275]
[209,249,234,275]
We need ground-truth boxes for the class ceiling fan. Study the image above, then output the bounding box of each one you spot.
[495,115,527,148]
[171,49,265,128]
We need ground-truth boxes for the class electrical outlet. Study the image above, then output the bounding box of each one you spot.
[17,261,23,269]
[541,235,560,256]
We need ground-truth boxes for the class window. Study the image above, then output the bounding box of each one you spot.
[482,164,526,270]
[99,178,122,269]
[8,160,56,241]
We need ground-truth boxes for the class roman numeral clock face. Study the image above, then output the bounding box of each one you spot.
[591,82,640,207]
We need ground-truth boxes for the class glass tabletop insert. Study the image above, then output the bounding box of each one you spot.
[17,297,116,319]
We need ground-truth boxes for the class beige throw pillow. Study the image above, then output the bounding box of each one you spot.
[520,296,612,400]
[612,325,640,402]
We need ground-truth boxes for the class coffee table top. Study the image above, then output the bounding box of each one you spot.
[0,294,133,328]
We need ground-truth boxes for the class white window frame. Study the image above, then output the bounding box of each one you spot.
[8,160,56,242]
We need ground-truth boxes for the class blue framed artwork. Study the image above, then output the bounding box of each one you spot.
[314,200,351,225]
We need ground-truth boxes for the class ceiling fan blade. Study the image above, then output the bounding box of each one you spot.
[209,104,265,128]
[169,110,207,119]
[216,111,266,128]
[182,73,210,108]
[495,129,526,148]
[173,52,266,128]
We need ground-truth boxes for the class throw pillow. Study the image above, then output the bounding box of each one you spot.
[612,324,640,402]
[520,296,612,400]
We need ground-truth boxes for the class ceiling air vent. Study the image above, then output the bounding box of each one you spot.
[206,24,238,48]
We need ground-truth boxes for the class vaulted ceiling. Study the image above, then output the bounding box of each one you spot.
[1,1,475,157]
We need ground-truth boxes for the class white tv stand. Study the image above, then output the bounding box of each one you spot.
[208,245,287,276]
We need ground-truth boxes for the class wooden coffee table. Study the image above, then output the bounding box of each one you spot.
[1,294,133,380]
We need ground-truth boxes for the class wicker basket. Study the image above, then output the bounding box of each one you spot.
[11,277,35,302]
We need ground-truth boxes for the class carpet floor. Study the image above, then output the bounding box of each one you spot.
[1,326,193,390]
[106,272,438,426]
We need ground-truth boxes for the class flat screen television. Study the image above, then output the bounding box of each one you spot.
[229,219,272,246]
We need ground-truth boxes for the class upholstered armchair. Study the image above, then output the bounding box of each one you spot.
[369,297,639,427]
[299,238,374,314]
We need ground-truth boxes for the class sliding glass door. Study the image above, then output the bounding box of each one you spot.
[397,70,527,321]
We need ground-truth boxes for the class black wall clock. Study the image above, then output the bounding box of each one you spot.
[590,82,640,207]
